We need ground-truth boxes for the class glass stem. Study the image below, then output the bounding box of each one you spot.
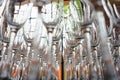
[26,43,31,66]
[8,30,16,62]
[48,32,52,65]
[47,31,53,80]
[85,27,93,65]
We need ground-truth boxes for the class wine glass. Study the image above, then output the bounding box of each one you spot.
[4,0,34,66]
[62,16,80,80]
[22,23,35,79]
[0,19,10,79]
[96,11,118,80]
[51,19,63,77]
[41,2,62,79]
[69,0,96,79]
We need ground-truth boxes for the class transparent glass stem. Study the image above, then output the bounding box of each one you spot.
[85,28,93,65]
[52,44,56,67]
[47,32,53,80]
[93,48,102,80]
[48,32,53,65]
[7,31,16,62]
[69,63,72,80]
[72,48,75,68]
[79,40,83,66]
[79,40,85,79]
[26,43,31,66]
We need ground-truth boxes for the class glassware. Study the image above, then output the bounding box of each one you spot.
[5,0,33,28]
[70,0,97,80]
[96,11,118,80]
[0,0,120,79]
[41,2,62,79]
[3,1,33,69]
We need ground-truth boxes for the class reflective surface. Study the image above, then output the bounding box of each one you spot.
[0,0,120,80]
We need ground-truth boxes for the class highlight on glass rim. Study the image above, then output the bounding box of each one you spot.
[0,0,120,80]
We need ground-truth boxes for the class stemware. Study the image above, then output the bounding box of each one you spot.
[3,0,34,67]
[22,21,38,80]
[0,0,120,79]
[0,17,10,79]
[96,11,118,80]
[52,22,63,79]
[63,16,80,80]
[41,1,62,79]
[39,47,48,80]
[70,0,97,80]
